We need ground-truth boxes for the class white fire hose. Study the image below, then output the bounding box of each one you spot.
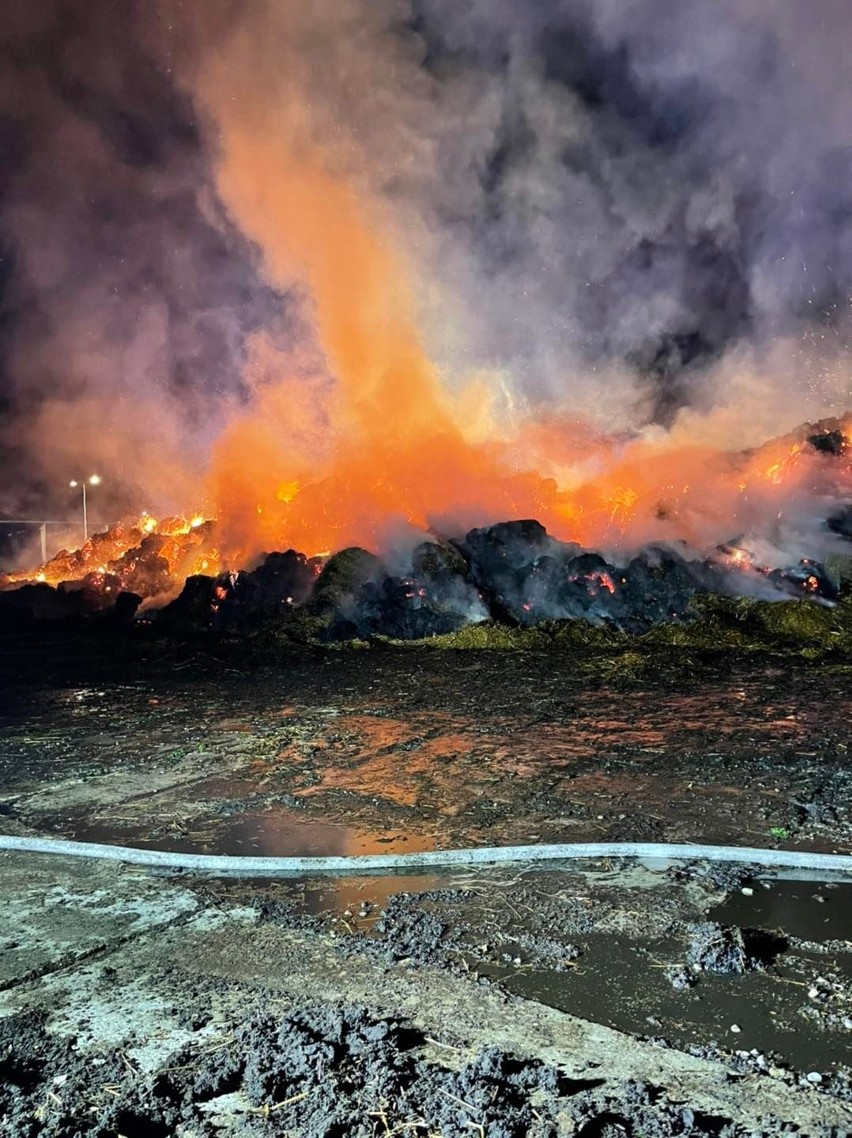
[2,834,852,877]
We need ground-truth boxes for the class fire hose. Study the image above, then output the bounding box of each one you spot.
[2,834,852,877]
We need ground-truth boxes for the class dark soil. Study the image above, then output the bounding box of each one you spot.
[0,1003,799,1138]
[2,625,851,859]
[2,627,852,1135]
[190,866,852,1077]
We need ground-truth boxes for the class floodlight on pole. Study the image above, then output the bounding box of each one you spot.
[69,474,101,543]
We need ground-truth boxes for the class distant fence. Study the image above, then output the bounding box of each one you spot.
[0,520,72,563]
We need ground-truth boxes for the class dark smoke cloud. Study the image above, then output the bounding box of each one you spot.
[0,0,287,522]
[394,0,852,422]
[0,0,849,538]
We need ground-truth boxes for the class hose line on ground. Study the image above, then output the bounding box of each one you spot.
[2,835,852,877]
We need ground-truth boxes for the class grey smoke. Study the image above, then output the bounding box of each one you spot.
[384,0,852,422]
[0,0,850,528]
[163,0,850,437]
[0,1,287,521]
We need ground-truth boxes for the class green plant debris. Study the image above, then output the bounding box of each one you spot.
[769,826,791,839]
[576,649,649,681]
[378,593,852,664]
[148,584,852,670]
[382,622,552,650]
[690,594,852,655]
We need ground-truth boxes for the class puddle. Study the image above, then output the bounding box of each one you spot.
[465,876,852,1072]
[290,873,446,920]
[212,863,852,1074]
[478,932,852,1073]
[710,879,852,943]
[67,811,436,859]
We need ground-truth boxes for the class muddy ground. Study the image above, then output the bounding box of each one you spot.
[1,625,852,1134]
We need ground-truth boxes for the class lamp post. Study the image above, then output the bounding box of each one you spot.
[69,474,101,543]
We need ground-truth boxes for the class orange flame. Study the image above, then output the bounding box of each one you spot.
[4,3,851,594]
[187,19,852,570]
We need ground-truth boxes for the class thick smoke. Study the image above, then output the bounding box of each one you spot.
[404,0,852,420]
[0,1,286,524]
[165,0,852,424]
[374,0,852,430]
[0,0,849,562]
[161,0,850,559]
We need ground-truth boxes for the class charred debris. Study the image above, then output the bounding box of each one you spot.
[1,516,851,659]
[1,430,851,654]
[149,518,852,658]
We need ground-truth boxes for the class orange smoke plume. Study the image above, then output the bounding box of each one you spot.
[176,5,850,568]
[192,18,561,562]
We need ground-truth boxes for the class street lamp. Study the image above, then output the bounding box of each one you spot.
[69,474,101,542]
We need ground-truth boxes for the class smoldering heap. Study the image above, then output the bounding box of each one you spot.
[2,425,850,640]
[157,521,844,644]
[0,518,217,622]
[0,515,840,639]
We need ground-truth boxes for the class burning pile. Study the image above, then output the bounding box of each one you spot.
[4,2,852,659]
[0,514,218,621]
[157,514,845,644]
[1,420,850,640]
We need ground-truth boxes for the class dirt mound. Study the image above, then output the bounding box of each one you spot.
[0,1004,749,1137]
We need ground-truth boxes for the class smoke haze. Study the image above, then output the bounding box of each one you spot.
[0,1,284,522]
[0,0,849,560]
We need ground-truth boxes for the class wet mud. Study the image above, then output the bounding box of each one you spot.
[3,859,852,1135]
[205,865,852,1076]
[2,646,851,860]
[2,636,852,1132]
[0,1002,797,1138]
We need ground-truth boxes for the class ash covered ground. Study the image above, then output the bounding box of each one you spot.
[0,999,764,1138]
[2,848,852,1137]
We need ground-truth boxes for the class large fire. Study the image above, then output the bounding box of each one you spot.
[179,10,851,578]
[2,8,850,614]
[2,415,848,614]
[2,514,219,602]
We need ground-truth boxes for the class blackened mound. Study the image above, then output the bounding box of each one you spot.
[3,515,846,639]
[147,517,844,643]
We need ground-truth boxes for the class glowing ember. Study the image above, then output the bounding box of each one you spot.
[2,513,218,600]
[591,571,617,595]
[0,416,849,622]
